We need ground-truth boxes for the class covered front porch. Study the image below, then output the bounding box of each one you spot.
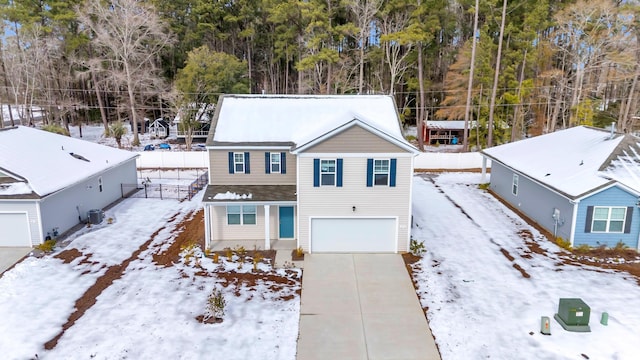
[202,184,297,251]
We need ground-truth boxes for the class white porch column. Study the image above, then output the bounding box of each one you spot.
[481,156,487,183]
[204,205,211,249]
[264,204,271,250]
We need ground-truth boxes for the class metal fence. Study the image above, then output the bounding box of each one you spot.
[121,171,208,200]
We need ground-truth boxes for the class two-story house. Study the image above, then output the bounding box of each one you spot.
[201,94,418,253]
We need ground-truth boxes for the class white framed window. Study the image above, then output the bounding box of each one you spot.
[592,206,626,233]
[373,159,390,186]
[234,153,245,173]
[270,153,281,173]
[320,159,336,186]
[226,205,257,225]
[512,174,519,196]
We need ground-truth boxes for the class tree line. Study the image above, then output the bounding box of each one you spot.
[0,0,638,149]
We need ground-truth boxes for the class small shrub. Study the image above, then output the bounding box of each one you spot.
[295,247,304,257]
[433,141,440,147]
[205,288,226,320]
[574,244,591,254]
[555,237,572,250]
[106,217,114,224]
[478,183,490,190]
[36,239,56,253]
[235,245,247,258]
[409,238,426,256]
[405,135,417,141]
[180,241,199,266]
[212,252,219,264]
[253,252,264,271]
[224,247,233,262]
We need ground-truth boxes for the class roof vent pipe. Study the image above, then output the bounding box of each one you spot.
[610,122,616,139]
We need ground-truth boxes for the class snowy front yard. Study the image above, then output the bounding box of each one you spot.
[411,173,640,359]
[0,196,300,360]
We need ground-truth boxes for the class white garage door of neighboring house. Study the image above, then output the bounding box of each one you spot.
[310,218,396,253]
[0,213,31,247]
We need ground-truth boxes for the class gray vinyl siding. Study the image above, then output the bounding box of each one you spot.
[209,204,284,241]
[297,156,412,253]
[208,149,296,185]
[39,159,137,243]
[304,126,407,153]
[0,201,40,246]
[573,186,640,249]
[489,162,574,241]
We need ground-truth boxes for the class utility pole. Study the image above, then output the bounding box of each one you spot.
[463,0,479,152]
[488,0,508,148]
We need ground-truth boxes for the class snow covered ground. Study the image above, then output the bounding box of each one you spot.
[0,194,300,360]
[411,173,640,360]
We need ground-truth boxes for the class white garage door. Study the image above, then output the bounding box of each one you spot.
[0,213,31,247]
[311,218,396,253]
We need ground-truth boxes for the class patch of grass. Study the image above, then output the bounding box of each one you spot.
[405,135,417,141]
[478,183,490,190]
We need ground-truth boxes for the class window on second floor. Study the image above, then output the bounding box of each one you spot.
[366,158,396,187]
[374,159,390,186]
[228,152,250,174]
[313,158,343,187]
[321,159,336,186]
[234,153,245,173]
[264,152,287,174]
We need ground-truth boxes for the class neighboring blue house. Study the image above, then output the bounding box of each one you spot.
[481,126,640,249]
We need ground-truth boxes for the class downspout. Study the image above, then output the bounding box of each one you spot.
[35,200,43,246]
[569,199,579,247]
[481,156,488,183]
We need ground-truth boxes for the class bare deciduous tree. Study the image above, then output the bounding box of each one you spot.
[77,0,173,146]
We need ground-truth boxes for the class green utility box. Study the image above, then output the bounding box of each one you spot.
[554,298,591,332]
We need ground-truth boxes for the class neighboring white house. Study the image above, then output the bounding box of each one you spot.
[202,94,419,253]
[0,126,138,247]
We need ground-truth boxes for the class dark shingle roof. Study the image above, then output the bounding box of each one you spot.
[202,185,297,203]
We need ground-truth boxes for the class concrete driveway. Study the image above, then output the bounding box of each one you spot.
[297,254,440,360]
[0,247,31,275]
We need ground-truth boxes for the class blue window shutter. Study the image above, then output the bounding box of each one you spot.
[281,152,287,174]
[366,159,373,187]
[390,159,397,187]
[244,152,250,174]
[585,206,594,233]
[228,152,234,174]
[337,158,343,187]
[624,207,633,234]
[265,152,271,174]
[313,159,320,187]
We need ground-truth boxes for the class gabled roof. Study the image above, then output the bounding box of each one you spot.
[482,126,640,199]
[291,118,418,154]
[207,94,412,151]
[0,126,138,197]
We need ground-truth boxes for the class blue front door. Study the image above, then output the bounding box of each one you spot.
[279,206,294,238]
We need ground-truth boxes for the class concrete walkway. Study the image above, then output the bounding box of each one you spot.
[0,247,31,275]
[297,254,440,360]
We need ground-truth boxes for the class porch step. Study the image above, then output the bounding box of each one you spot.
[274,249,304,269]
